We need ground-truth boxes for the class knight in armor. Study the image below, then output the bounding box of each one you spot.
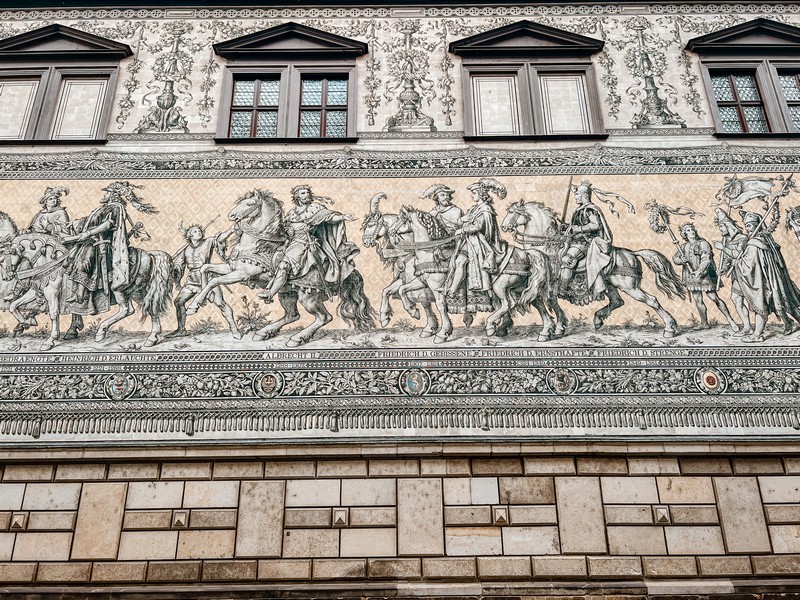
[672,222,739,332]
[422,184,462,235]
[167,223,241,339]
[714,209,753,337]
[558,181,614,299]
[446,178,507,305]
[259,185,358,302]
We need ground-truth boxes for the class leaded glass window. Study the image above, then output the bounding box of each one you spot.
[229,77,280,138]
[298,76,348,138]
[780,73,800,131]
[709,73,769,134]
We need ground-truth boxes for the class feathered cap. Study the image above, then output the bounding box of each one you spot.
[467,178,508,202]
[420,184,455,200]
[39,186,69,206]
[102,181,157,214]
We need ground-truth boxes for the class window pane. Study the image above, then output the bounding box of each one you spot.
[711,75,734,102]
[233,80,255,106]
[230,111,252,137]
[325,110,347,137]
[742,106,769,132]
[301,79,323,106]
[0,79,38,139]
[51,78,107,140]
[718,106,743,133]
[472,75,520,135]
[789,106,800,131]
[327,79,348,105]
[299,110,321,137]
[540,74,590,135]
[256,111,278,137]
[732,74,760,101]
[780,74,800,101]
[258,79,280,106]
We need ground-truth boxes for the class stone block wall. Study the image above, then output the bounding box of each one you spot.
[2,443,800,598]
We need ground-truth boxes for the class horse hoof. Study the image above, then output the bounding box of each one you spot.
[286,338,303,348]
[538,334,551,342]
[409,308,420,320]
[143,339,157,348]
[252,332,266,341]
[231,330,243,340]
[95,330,107,342]
[186,304,199,315]
[593,318,604,331]
[420,330,434,338]
[554,326,566,337]
[380,317,390,328]
[433,335,448,344]
[486,326,496,337]
[63,331,78,341]
[40,340,54,351]
[663,329,677,339]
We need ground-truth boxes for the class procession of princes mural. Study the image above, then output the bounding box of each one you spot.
[1,173,800,352]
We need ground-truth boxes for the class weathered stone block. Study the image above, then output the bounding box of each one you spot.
[285,508,331,528]
[258,559,312,580]
[22,483,81,511]
[577,457,628,475]
[733,457,784,474]
[398,479,443,556]
[118,531,179,560]
[669,505,719,524]
[533,555,587,578]
[0,563,36,582]
[770,524,800,553]
[0,484,24,510]
[312,558,366,579]
[126,481,184,509]
[607,526,666,555]
[317,460,367,478]
[444,506,491,526]
[190,509,237,529]
[600,476,658,504]
[680,457,731,474]
[643,556,697,577]
[177,529,235,559]
[477,556,531,579]
[509,505,557,525]
[605,505,652,525]
[263,460,315,478]
[443,478,471,505]
[369,459,419,477]
[283,529,339,558]
[556,477,606,553]
[422,557,476,579]
[147,561,201,582]
[657,477,715,504]
[472,458,523,476]
[499,476,554,504]
[421,459,471,477]
[236,481,285,558]
[213,461,263,479]
[72,482,127,560]
[368,558,421,578]
[341,528,396,557]
[445,527,502,556]
[55,464,106,480]
[760,476,800,503]
[587,556,643,579]
[183,481,239,508]
[0,533,13,560]
[3,465,53,481]
[202,560,257,581]
[752,554,800,575]
[471,477,499,504]
[27,511,75,530]
[524,457,575,474]
[350,507,395,527]
[0,512,9,530]
[664,526,725,555]
[715,477,771,553]
[91,562,147,582]
[36,562,91,582]
[502,526,559,555]
[123,510,172,530]
[13,532,72,561]
[767,505,800,523]
[108,463,159,480]
[161,462,212,480]
[285,479,340,507]
[697,556,752,577]
[628,458,680,475]
[341,478,396,506]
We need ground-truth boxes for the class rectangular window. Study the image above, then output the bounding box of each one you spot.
[229,77,280,138]
[710,73,769,133]
[539,73,590,135]
[471,75,520,136]
[50,77,108,140]
[0,78,39,140]
[779,72,800,132]
[299,76,348,138]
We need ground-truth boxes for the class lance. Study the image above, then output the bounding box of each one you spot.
[560,175,574,233]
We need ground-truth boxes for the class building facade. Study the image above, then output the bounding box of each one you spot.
[0,0,799,598]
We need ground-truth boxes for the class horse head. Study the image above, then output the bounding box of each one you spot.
[502,200,558,237]
[501,199,528,232]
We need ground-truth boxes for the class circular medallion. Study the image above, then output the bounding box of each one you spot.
[399,368,430,397]
[547,368,578,396]
[253,371,284,398]
[695,367,726,395]
[104,372,137,401]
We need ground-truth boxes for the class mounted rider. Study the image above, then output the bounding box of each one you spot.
[260,185,358,302]
[422,184,462,235]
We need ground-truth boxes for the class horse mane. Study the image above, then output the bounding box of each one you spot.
[0,210,19,235]
[404,205,449,240]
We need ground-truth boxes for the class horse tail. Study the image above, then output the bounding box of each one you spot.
[140,250,174,321]
[337,269,376,332]
[518,248,550,310]
[634,249,686,300]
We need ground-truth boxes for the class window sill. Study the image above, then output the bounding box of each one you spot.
[714,132,800,138]
[463,133,608,142]
[215,137,359,144]
[0,139,108,146]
